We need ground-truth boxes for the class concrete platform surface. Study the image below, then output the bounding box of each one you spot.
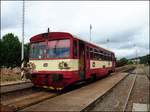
[22,73,128,111]
[0,81,33,94]
[0,80,31,86]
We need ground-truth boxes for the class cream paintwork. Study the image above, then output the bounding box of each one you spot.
[30,59,112,71]
[30,59,79,71]
[90,60,112,69]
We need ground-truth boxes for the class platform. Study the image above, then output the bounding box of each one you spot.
[22,73,128,111]
[0,80,33,94]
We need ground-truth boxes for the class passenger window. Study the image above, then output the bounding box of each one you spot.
[86,47,89,58]
[90,52,93,60]
[73,40,78,58]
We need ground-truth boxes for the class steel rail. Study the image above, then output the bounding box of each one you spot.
[122,67,137,112]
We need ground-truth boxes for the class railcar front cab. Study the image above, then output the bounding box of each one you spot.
[29,32,80,90]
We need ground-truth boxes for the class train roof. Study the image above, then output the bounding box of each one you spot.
[30,32,114,54]
[30,32,72,42]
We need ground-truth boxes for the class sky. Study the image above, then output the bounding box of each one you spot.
[1,1,149,59]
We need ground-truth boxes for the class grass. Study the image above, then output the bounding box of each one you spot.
[0,74,22,83]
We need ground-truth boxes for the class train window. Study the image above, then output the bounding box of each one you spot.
[104,56,107,60]
[110,56,112,61]
[98,56,102,60]
[109,56,111,61]
[47,39,70,58]
[111,54,113,61]
[107,55,109,61]
[73,40,78,58]
[96,53,99,60]
[108,55,110,61]
[93,53,96,60]
[105,56,107,61]
[90,52,93,60]
[86,47,89,58]
[102,53,105,60]
[30,42,47,59]
[93,53,98,60]
[90,48,93,52]
[99,54,102,60]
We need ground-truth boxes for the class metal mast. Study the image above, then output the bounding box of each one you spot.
[107,38,109,49]
[21,0,25,80]
[21,0,25,61]
[90,24,92,41]
[134,44,138,64]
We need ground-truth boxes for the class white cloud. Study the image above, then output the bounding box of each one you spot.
[1,1,149,59]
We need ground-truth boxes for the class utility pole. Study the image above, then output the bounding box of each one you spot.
[136,46,138,65]
[21,0,25,80]
[90,24,92,41]
[106,38,109,49]
[21,0,25,61]
[134,44,138,64]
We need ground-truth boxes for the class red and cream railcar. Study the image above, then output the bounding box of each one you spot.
[29,32,116,90]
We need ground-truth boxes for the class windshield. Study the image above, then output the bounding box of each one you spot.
[30,39,70,59]
[30,42,47,59]
[47,39,70,58]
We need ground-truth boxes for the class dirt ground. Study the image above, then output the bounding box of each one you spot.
[0,67,22,83]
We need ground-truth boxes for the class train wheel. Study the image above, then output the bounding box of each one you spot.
[108,70,112,76]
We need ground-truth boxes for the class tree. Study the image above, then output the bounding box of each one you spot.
[0,38,2,66]
[140,54,150,65]
[127,60,133,64]
[116,57,128,67]
[1,33,21,67]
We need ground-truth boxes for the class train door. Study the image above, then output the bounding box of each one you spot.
[85,46,90,78]
[112,54,116,72]
[79,41,86,80]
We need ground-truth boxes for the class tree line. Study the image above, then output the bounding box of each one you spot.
[0,33,29,67]
[116,54,150,67]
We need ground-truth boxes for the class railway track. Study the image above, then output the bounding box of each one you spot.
[1,92,57,110]
[1,65,136,111]
[122,72,137,111]
[1,89,58,111]
[0,82,58,111]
